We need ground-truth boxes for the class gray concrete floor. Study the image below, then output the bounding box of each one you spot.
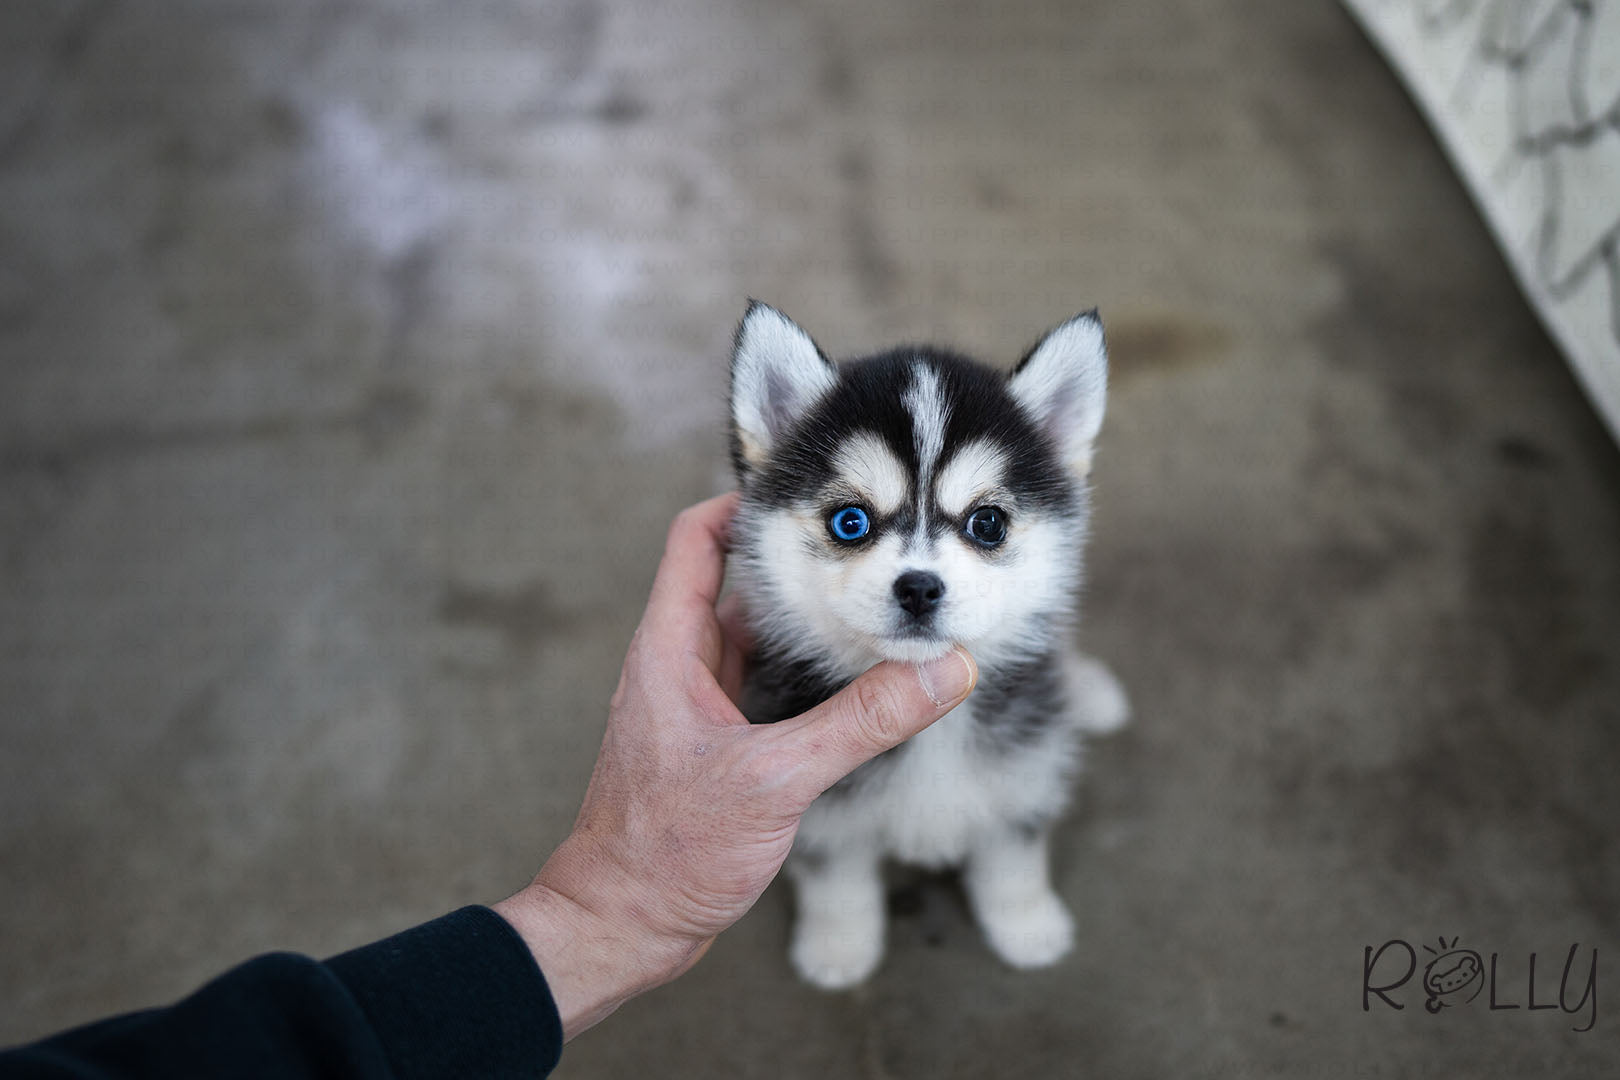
[3,0,1618,1075]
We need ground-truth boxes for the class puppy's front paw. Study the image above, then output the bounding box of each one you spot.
[978,891,1075,970]
[790,919,884,990]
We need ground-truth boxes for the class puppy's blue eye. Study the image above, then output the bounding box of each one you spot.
[829,506,871,542]
[965,506,1007,547]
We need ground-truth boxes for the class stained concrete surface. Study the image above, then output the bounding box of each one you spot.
[2,0,1619,1076]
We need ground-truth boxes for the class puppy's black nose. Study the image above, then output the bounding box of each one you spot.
[893,570,945,618]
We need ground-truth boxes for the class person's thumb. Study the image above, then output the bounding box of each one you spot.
[775,646,977,803]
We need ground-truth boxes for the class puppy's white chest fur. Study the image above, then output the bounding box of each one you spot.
[797,691,1079,868]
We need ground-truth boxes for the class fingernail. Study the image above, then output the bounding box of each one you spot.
[917,647,976,707]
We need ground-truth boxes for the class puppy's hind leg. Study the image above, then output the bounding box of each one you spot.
[786,846,886,990]
[963,823,1075,970]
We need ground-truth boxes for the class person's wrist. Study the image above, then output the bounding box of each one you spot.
[493,840,703,1040]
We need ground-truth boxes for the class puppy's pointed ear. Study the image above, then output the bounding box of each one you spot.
[730,301,836,474]
[1008,310,1108,477]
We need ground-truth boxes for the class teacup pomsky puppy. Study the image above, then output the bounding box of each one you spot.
[727,302,1128,989]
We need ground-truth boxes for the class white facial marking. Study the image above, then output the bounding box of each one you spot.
[832,434,909,516]
[902,363,948,498]
[902,362,949,551]
[934,438,1010,518]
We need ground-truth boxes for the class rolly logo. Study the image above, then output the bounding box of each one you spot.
[1364,935,1598,1032]
[1423,936,1484,1012]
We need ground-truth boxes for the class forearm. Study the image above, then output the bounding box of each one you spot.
[492,840,708,1042]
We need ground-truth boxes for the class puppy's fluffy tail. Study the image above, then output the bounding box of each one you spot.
[1065,652,1130,736]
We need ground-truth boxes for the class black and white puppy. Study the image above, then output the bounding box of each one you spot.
[728,302,1127,989]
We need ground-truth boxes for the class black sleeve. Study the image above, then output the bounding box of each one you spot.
[0,906,563,1080]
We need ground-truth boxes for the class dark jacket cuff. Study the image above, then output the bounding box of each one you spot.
[326,905,563,1080]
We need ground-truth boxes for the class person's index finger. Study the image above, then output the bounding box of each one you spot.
[647,492,740,621]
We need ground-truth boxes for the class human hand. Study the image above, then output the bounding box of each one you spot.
[493,492,977,1038]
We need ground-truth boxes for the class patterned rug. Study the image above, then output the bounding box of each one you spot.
[1343,0,1620,443]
